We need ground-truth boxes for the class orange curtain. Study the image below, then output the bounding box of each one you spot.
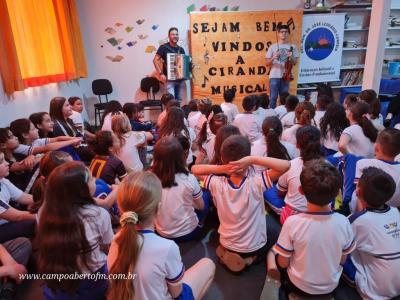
[0,0,87,94]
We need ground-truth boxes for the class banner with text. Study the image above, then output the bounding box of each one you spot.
[190,10,303,104]
[298,14,345,84]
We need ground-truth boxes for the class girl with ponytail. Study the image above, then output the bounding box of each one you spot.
[251,116,298,171]
[107,172,215,300]
[339,101,377,158]
[281,101,316,146]
[264,126,323,224]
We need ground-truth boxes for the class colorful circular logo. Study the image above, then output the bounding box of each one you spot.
[304,27,335,61]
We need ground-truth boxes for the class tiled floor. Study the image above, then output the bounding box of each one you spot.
[16,213,365,300]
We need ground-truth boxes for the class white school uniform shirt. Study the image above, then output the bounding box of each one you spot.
[232,113,261,143]
[253,107,277,128]
[281,124,302,146]
[109,231,185,300]
[204,167,272,253]
[204,133,216,162]
[14,138,49,156]
[314,110,325,129]
[349,206,400,300]
[277,157,307,211]
[322,127,339,152]
[221,102,239,124]
[250,137,298,171]
[275,105,287,119]
[116,131,146,173]
[70,110,84,127]
[155,173,203,238]
[355,159,400,207]
[274,212,355,295]
[341,124,375,158]
[280,111,296,129]
[187,111,202,130]
[78,205,114,273]
[368,114,384,131]
[0,178,23,226]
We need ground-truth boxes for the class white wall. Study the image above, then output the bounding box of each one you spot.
[0,0,305,126]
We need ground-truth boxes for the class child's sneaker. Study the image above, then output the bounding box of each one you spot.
[216,245,246,272]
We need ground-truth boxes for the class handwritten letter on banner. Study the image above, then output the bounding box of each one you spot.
[298,14,345,84]
[190,10,303,104]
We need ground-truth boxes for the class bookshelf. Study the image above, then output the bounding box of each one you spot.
[382,0,400,78]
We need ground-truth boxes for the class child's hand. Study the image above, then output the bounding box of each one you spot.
[22,155,37,169]
[229,156,253,172]
[5,264,27,284]
[71,138,82,147]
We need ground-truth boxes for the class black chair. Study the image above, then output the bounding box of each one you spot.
[140,77,163,112]
[92,79,113,127]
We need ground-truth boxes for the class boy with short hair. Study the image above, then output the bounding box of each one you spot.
[192,135,290,272]
[272,159,355,297]
[220,88,239,124]
[233,95,261,143]
[344,167,400,299]
[341,128,400,212]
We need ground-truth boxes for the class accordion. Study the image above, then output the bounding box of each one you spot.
[166,53,191,80]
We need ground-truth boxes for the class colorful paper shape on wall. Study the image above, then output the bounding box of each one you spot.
[152,25,159,31]
[105,27,116,35]
[117,46,123,50]
[125,26,134,33]
[107,37,118,46]
[187,4,195,14]
[138,34,148,40]
[145,45,157,53]
[200,5,208,11]
[117,38,123,44]
[136,19,145,25]
[115,22,123,27]
[209,7,217,11]
[106,55,124,62]
[222,6,229,11]
[230,6,240,11]
[126,41,137,47]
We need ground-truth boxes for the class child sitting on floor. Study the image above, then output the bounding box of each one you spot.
[192,135,290,272]
[344,167,400,299]
[271,159,355,298]
[107,171,215,300]
[89,130,127,185]
[152,136,210,241]
[233,95,261,143]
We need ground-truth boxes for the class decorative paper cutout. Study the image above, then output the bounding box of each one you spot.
[209,7,217,11]
[200,5,208,11]
[107,37,118,46]
[117,46,123,50]
[222,6,229,11]
[152,25,159,31]
[117,38,123,44]
[105,27,116,35]
[145,45,157,53]
[126,41,137,47]
[138,34,148,40]
[106,55,124,62]
[125,26,134,33]
[187,4,195,14]
[231,6,240,11]
[115,22,123,27]
[136,19,145,25]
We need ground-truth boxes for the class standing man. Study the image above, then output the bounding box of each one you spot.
[153,27,186,101]
[266,24,299,109]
